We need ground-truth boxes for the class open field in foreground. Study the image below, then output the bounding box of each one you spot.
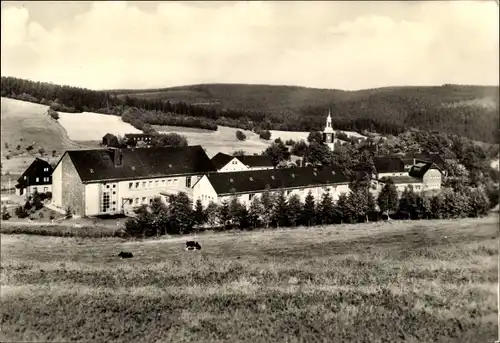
[1,215,498,343]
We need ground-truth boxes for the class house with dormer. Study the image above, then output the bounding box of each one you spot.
[211,152,274,172]
[15,158,53,196]
[50,146,217,217]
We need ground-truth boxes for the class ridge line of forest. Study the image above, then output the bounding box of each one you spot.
[1,76,498,143]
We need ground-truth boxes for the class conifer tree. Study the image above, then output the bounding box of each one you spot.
[301,190,316,226]
[260,188,275,228]
[377,180,399,215]
[218,199,230,227]
[319,190,335,225]
[288,194,303,227]
[193,199,206,229]
[273,190,289,228]
[248,196,262,229]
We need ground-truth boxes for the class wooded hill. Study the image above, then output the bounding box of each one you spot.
[110,83,499,143]
[1,76,498,143]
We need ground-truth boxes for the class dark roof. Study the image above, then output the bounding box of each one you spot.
[379,176,422,184]
[373,156,405,173]
[65,145,217,183]
[404,153,445,168]
[408,162,441,178]
[236,155,273,168]
[206,166,349,195]
[211,152,235,170]
[17,158,52,185]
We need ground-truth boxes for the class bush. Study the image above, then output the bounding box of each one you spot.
[48,108,60,120]
[285,139,295,146]
[259,130,271,140]
[235,130,247,141]
[15,206,29,219]
[2,206,11,220]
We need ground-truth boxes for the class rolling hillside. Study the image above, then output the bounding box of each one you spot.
[111,83,500,143]
[0,97,100,181]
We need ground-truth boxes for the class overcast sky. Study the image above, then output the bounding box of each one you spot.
[1,1,498,90]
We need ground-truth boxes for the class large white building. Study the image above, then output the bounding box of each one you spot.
[192,165,351,208]
[51,146,217,217]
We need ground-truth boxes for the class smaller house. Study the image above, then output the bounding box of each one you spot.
[373,156,407,179]
[408,162,444,191]
[124,133,154,147]
[211,153,274,172]
[405,153,447,176]
[15,158,53,196]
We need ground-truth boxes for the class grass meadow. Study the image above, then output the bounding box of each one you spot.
[1,215,498,343]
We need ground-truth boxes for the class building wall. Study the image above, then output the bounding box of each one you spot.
[378,171,408,178]
[84,174,203,216]
[196,183,351,208]
[394,182,424,194]
[422,169,442,191]
[218,158,249,173]
[51,155,64,209]
[84,184,100,216]
[27,184,52,195]
[59,154,85,216]
[192,175,219,208]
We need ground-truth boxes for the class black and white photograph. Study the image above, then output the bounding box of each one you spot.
[0,1,499,342]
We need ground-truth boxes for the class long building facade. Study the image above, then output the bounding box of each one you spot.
[51,146,217,217]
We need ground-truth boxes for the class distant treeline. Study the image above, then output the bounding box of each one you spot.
[2,76,499,142]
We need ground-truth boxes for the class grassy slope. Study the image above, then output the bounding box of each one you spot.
[1,215,498,343]
[0,97,99,183]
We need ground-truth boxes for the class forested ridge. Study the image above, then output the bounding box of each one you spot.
[1,76,499,143]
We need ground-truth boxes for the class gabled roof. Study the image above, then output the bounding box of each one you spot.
[236,155,273,168]
[206,166,349,195]
[408,162,442,178]
[373,156,405,173]
[211,152,235,170]
[64,145,217,183]
[404,153,445,169]
[211,152,274,170]
[17,158,52,185]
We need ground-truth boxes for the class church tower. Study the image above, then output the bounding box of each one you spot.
[322,109,335,151]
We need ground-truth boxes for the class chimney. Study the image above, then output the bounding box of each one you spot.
[113,148,123,167]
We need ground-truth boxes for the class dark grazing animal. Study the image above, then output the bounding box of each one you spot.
[185,241,201,251]
[118,251,133,259]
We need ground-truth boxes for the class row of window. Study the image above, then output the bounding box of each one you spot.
[128,197,155,206]
[23,176,50,183]
[128,177,192,190]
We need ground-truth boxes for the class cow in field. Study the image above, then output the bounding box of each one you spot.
[118,251,133,259]
[185,241,201,251]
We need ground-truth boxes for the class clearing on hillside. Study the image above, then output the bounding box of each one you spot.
[0,97,100,183]
[1,215,497,343]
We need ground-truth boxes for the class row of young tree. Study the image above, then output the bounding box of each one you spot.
[123,180,492,237]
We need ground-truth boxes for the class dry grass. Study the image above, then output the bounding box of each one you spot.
[1,215,498,343]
